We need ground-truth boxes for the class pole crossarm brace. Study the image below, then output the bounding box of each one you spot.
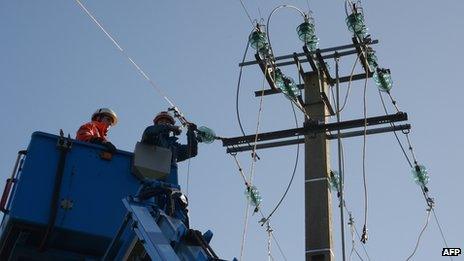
[222,112,408,150]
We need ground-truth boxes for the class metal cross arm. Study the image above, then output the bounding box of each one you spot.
[222,112,408,151]
[239,39,379,68]
[225,124,411,153]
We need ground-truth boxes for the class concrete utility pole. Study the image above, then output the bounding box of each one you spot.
[222,38,410,261]
[304,71,334,261]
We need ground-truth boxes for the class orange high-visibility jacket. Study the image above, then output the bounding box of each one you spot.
[76,121,109,142]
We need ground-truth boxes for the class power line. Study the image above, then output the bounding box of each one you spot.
[338,55,360,113]
[263,102,300,222]
[341,143,371,261]
[405,208,431,261]
[431,209,453,260]
[378,81,453,260]
[249,61,270,181]
[240,202,251,261]
[74,0,176,109]
[238,0,256,26]
[360,56,369,244]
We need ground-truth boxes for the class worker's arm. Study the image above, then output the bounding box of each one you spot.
[142,124,181,144]
[76,123,116,152]
[76,123,99,142]
[177,124,198,162]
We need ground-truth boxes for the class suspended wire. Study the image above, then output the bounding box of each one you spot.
[338,139,371,261]
[360,55,369,244]
[348,213,365,261]
[385,91,419,165]
[258,210,288,261]
[74,0,177,109]
[240,202,251,261]
[379,80,453,260]
[236,35,264,160]
[265,4,312,119]
[264,102,299,222]
[405,209,432,261]
[186,159,191,197]
[378,91,413,167]
[263,59,302,222]
[271,232,288,261]
[338,55,360,112]
[266,222,273,261]
[238,0,256,26]
[249,62,269,181]
[230,153,252,261]
[266,4,306,60]
[432,209,453,261]
[340,140,371,261]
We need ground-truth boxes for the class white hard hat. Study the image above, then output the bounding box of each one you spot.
[92,108,118,126]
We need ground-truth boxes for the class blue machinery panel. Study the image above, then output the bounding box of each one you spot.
[0,132,226,260]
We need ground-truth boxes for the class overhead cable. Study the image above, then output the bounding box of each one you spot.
[238,0,256,26]
[249,62,270,181]
[360,55,370,244]
[74,0,177,109]
[338,55,360,113]
[405,208,432,261]
[263,60,302,222]
[379,86,453,260]
[341,142,371,261]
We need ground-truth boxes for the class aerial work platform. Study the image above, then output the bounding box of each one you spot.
[0,132,224,260]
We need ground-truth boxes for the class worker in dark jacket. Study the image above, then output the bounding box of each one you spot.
[76,108,117,152]
[141,111,198,185]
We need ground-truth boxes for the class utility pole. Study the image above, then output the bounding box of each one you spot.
[222,38,410,261]
[304,71,334,260]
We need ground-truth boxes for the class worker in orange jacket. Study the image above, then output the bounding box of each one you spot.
[76,108,118,152]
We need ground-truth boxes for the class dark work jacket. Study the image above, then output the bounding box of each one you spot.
[141,124,198,185]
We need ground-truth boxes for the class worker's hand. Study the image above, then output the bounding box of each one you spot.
[187,123,197,131]
[102,141,117,153]
[169,125,182,136]
[89,137,104,144]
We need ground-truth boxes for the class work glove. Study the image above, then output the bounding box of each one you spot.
[169,125,182,136]
[102,141,117,153]
[89,137,104,144]
[89,138,116,153]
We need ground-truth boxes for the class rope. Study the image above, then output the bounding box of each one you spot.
[74,0,177,109]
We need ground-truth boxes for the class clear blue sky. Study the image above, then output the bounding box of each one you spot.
[0,0,462,260]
